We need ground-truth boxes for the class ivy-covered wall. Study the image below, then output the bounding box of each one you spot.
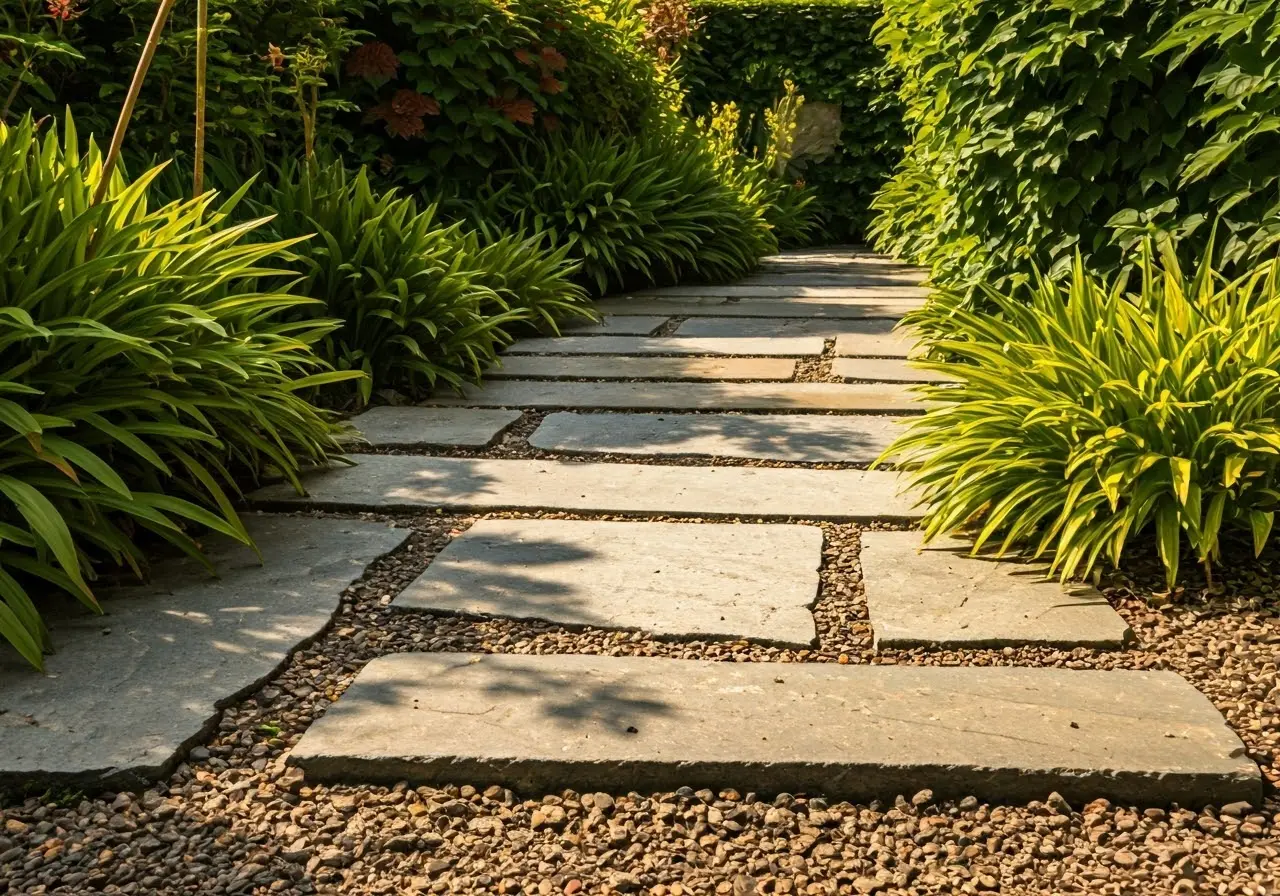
[684,0,904,243]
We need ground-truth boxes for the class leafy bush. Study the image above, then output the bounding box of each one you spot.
[342,0,669,183]
[473,124,777,294]
[0,116,351,668]
[871,0,1280,292]
[683,0,905,242]
[888,246,1280,589]
[248,161,594,403]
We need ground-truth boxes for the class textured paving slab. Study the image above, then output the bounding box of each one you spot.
[834,331,921,359]
[737,272,925,287]
[504,336,824,357]
[0,517,409,789]
[563,315,669,335]
[249,455,921,521]
[674,318,908,346]
[290,653,1261,805]
[352,407,521,448]
[593,299,923,319]
[860,533,1134,649]
[529,412,905,462]
[487,356,797,381]
[395,519,820,645]
[428,381,918,412]
[631,285,928,299]
[833,358,955,383]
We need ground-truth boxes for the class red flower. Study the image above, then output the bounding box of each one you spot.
[495,98,536,125]
[365,102,426,139]
[538,76,563,95]
[262,43,286,72]
[46,0,82,21]
[539,46,567,72]
[391,89,440,117]
[541,113,562,133]
[346,41,400,79]
[514,49,535,66]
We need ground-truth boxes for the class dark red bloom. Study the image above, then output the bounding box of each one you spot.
[346,41,400,79]
[391,89,440,117]
[538,76,563,95]
[539,46,567,72]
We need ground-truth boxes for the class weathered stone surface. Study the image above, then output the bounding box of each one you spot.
[592,298,923,319]
[486,356,797,381]
[504,336,824,356]
[675,318,909,348]
[395,519,820,645]
[834,330,921,359]
[860,532,1134,649]
[290,653,1261,806]
[563,315,669,335]
[737,272,926,287]
[529,412,905,462]
[0,517,408,789]
[249,455,921,521]
[833,358,955,383]
[352,407,521,448]
[630,285,928,298]
[428,381,918,412]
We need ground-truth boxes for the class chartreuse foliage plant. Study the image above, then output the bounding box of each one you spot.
[872,0,1280,292]
[887,246,1280,590]
[250,161,594,404]
[0,116,352,669]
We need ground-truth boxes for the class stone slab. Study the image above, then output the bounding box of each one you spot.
[504,336,824,357]
[428,381,918,412]
[737,272,925,287]
[249,455,922,521]
[529,413,905,462]
[833,358,955,383]
[487,356,797,381]
[395,519,820,646]
[352,407,521,448]
[563,315,669,335]
[630,285,928,299]
[834,331,922,359]
[290,653,1261,806]
[674,318,917,355]
[0,517,409,789]
[860,533,1134,649]
[592,299,923,319]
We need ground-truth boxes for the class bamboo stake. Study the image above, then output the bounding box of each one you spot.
[193,0,208,195]
[90,0,178,207]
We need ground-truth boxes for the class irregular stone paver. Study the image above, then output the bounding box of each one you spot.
[249,455,921,521]
[674,317,904,343]
[487,356,797,381]
[630,285,928,299]
[738,272,925,287]
[351,407,521,448]
[528,412,905,462]
[834,331,921,359]
[563,315,669,335]
[592,299,923,319]
[0,517,408,789]
[860,532,1134,649]
[289,653,1261,805]
[505,336,824,356]
[833,358,955,383]
[395,519,820,645]
[428,381,918,412]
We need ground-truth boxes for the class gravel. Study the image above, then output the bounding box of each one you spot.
[3,509,1277,895]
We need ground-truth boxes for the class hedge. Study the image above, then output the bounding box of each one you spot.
[684,0,905,243]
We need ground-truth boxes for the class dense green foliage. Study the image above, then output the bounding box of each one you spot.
[872,0,1280,291]
[684,0,904,242]
[0,117,351,667]
[247,161,594,404]
[474,124,777,293]
[889,247,1280,589]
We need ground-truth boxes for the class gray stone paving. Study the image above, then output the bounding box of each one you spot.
[592,299,924,319]
[394,519,821,645]
[832,358,953,383]
[351,407,521,448]
[427,381,919,412]
[674,317,906,343]
[860,532,1134,649]
[486,356,797,381]
[289,653,1262,806]
[563,315,669,335]
[528,412,904,462]
[504,336,825,356]
[833,330,921,358]
[248,455,921,521]
[0,517,408,789]
[629,285,929,299]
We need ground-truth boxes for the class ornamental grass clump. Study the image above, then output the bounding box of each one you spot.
[0,115,353,669]
[888,246,1280,590]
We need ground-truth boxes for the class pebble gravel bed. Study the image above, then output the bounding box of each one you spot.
[2,509,1277,896]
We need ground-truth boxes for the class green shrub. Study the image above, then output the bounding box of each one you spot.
[888,246,1280,590]
[341,0,669,183]
[474,124,777,294]
[248,161,594,403]
[684,0,905,242]
[872,0,1280,292]
[0,116,352,668]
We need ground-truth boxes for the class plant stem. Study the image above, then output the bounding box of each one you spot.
[90,0,178,207]
[1,59,34,122]
[193,0,208,195]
